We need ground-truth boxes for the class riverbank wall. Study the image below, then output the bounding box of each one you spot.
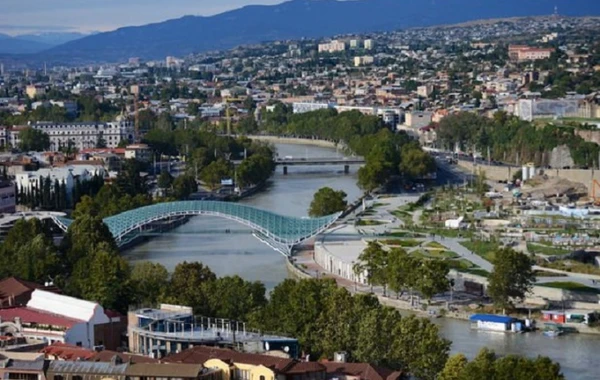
[247,135,338,149]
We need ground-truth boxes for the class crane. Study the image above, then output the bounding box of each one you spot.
[224,97,245,136]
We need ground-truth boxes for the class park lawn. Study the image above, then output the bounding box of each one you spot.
[384,231,426,238]
[540,281,600,294]
[534,270,568,278]
[371,202,390,207]
[425,241,446,249]
[387,239,421,248]
[527,243,572,256]
[423,249,459,259]
[543,260,600,276]
[461,240,499,263]
[463,268,491,278]
[447,259,476,270]
[356,219,385,226]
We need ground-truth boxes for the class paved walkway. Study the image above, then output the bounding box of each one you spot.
[347,195,600,290]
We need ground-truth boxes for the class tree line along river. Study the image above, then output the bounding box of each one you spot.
[123,143,598,380]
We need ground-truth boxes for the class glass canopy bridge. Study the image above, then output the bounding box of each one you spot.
[51,201,341,256]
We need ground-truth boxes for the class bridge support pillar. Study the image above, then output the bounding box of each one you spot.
[344,165,350,174]
[283,166,288,175]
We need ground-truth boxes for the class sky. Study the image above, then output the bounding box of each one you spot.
[1,0,285,35]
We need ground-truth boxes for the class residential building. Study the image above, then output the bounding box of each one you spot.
[15,165,105,198]
[417,84,434,98]
[25,85,45,99]
[321,361,403,380]
[0,289,125,350]
[124,144,152,162]
[164,346,325,380]
[21,120,133,151]
[364,39,374,50]
[403,111,433,129]
[0,353,48,380]
[46,355,222,380]
[349,39,359,49]
[508,45,554,62]
[0,181,16,213]
[128,304,299,359]
[318,40,346,54]
[354,56,374,67]
[292,102,333,114]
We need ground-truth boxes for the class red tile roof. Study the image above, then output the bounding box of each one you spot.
[41,343,96,361]
[321,362,403,380]
[0,307,83,328]
[0,277,61,307]
[90,350,158,364]
[163,346,296,373]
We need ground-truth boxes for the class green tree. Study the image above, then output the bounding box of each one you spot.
[487,248,535,309]
[70,242,131,312]
[18,127,50,151]
[354,241,388,294]
[438,353,469,380]
[200,158,232,190]
[157,170,174,190]
[166,261,216,314]
[203,276,267,320]
[172,174,198,199]
[308,187,348,217]
[353,305,399,366]
[400,147,436,179]
[386,248,420,297]
[61,215,117,273]
[390,315,451,380]
[131,261,170,306]
[416,259,450,301]
[115,159,148,196]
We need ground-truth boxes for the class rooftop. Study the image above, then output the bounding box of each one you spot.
[0,306,82,329]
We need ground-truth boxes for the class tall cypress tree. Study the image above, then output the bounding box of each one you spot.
[59,183,68,210]
[53,180,61,210]
[43,176,52,209]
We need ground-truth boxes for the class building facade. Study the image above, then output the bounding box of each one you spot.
[9,120,134,151]
[128,304,299,359]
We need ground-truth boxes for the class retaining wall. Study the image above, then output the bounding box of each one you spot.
[248,135,338,149]
[458,161,600,195]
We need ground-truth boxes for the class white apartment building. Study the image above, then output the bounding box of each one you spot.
[364,39,374,50]
[10,120,134,151]
[354,56,375,67]
[15,165,105,196]
[318,40,346,54]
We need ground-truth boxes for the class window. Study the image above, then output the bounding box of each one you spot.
[76,341,82,347]
[53,376,64,380]
[73,376,83,380]
[260,376,266,380]
[235,369,250,380]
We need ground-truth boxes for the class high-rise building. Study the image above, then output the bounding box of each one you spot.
[364,39,374,50]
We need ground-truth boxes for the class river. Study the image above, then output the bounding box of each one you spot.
[123,143,596,379]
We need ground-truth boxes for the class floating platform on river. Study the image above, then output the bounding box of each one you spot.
[469,314,532,333]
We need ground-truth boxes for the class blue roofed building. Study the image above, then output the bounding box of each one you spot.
[469,314,523,332]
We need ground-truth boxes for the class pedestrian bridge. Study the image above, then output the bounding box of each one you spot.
[52,201,340,255]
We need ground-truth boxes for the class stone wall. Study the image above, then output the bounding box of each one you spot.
[458,160,600,195]
[248,135,338,149]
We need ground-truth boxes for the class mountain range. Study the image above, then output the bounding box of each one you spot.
[11,0,600,64]
[0,32,89,54]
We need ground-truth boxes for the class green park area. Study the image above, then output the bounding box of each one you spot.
[540,281,600,294]
[527,243,572,256]
[461,240,499,263]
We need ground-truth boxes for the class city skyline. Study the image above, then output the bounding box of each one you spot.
[0,0,284,35]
